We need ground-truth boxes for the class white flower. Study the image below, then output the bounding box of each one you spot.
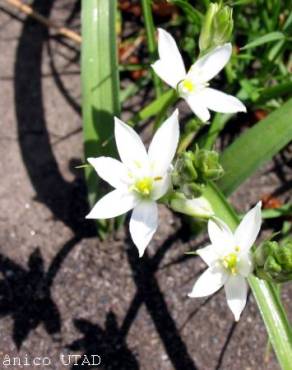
[188,202,262,321]
[152,28,246,122]
[86,110,180,257]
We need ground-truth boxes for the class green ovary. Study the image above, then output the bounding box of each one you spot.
[134,177,153,196]
[222,252,238,275]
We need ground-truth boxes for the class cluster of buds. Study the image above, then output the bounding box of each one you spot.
[171,147,224,199]
[199,2,233,54]
[253,240,292,283]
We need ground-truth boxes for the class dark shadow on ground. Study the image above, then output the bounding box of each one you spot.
[68,314,139,369]
[13,0,94,238]
[126,230,198,370]
[0,235,81,348]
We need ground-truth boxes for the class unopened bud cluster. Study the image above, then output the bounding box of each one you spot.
[253,240,292,283]
[199,2,233,54]
[172,148,224,199]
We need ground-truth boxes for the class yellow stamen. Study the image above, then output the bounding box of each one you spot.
[134,177,153,196]
[182,79,195,93]
[222,252,238,275]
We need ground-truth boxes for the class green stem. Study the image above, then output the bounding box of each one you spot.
[202,182,292,370]
[141,0,163,97]
[128,90,176,127]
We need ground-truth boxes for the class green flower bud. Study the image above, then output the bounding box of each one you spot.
[181,183,203,199]
[199,2,233,54]
[172,152,198,185]
[169,192,214,218]
[253,240,292,283]
[194,149,224,180]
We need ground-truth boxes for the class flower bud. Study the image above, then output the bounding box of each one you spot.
[253,240,292,283]
[181,183,203,199]
[169,192,214,218]
[172,152,198,185]
[199,2,233,54]
[194,149,224,180]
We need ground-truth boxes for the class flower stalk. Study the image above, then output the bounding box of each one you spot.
[202,181,292,370]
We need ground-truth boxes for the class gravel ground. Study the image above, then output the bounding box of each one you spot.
[0,1,291,369]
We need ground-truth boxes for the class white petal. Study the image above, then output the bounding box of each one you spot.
[185,94,210,122]
[152,172,171,200]
[235,202,262,252]
[196,244,218,267]
[237,253,253,277]
[200,88,246,114]
[114,117,149,170]
[188,265,227,298]
[130,201,158,257]
[191,43,232,82]
[170,194,214,218]
[151,28,186,88]
[148,109,179,176]
[88,157,129,190]
[225,275,248,321]
[208,218,234,253]
[86,190,137,219]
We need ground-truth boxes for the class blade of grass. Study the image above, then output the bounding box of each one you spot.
[128,90,177,126]
[241,31,286,50]
[218,98,292,195]
[81,0,120,237]
[168,0,203,24]
[141,0,163,97]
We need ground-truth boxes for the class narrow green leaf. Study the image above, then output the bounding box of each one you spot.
[128,90,177,126]
[241,31,286,50]
[81,0,120,235]
[262,204,292,219]
[218,99,292,195]
[168,0,203,24]
[256,81,292,104]
[141,0,163,97]
[198,113,231,150]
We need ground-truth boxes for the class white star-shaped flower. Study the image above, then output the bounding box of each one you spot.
[188,202,262,321]
[86,110,179,257]
[152,28,246,122]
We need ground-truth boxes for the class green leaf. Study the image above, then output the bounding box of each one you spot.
[262,204,292,219]
[241,31,286,50]
[81,0,120,236]
[168,0,203,24]
[128,90,177,126]
[218,99,292,195]
[141,0,163,97]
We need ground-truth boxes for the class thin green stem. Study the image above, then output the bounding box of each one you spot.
[202,182,292,370]
[141,0,163,97]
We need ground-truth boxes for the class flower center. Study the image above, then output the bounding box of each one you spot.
[181,79,195,93]
[133,177,153,197]
[222,252,238,275]
[178,77,208,97]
